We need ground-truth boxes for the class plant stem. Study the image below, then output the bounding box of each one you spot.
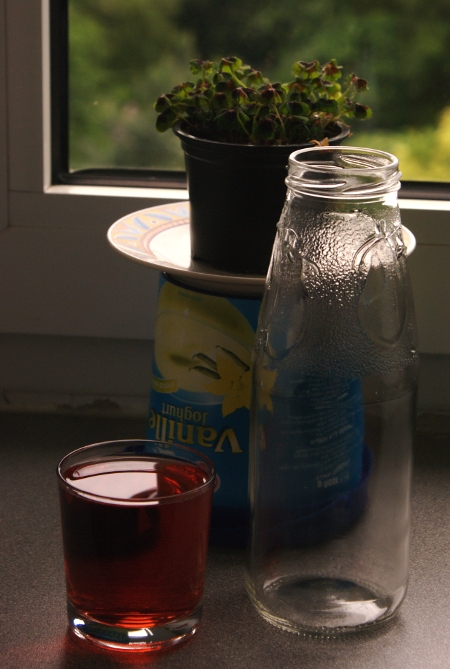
[273,105,287,142]
[250,103,263,140]
[231,73,247,88]
[237,112,251,139]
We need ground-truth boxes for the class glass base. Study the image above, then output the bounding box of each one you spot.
[67,599,201,652]
[247,576,407,635]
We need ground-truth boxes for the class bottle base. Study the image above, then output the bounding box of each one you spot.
[247,576,407,635]
[67,599,201,652]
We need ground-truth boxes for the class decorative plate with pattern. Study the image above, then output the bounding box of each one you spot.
[107,201,416,296]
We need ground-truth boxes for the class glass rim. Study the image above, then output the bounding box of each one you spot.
[57,439,216,506]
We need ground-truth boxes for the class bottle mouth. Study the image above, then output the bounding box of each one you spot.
[286,146,401,199]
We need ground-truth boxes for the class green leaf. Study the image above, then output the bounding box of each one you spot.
[315,98,339,114]
[252,117,276,141]
[216,108,238,130]
[231,87,249,104]
[211,91,230,110]
[284,100,310,116]
[258,84,285,104]
[241,102,258,116]
[351,76,369,92]
[195,94,211,111]
[292,60,320,78]
[284,116,309,143]
[220,56,243,74]
[189,59,214,77]
[215,80,229,93]
[154,95,171,113]
[221,72,235,85]
[246,69,265,86]
[237,109,250,124]
[155,108,177,133]
[322,59,342,80]
[189,59,204,76]
[286,85,304,102]
[171,83,191,99]
[354,103,372,119]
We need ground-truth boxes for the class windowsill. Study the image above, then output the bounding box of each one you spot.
[44,183,450,212]
[45,184,189,200]
[399,199,450,212]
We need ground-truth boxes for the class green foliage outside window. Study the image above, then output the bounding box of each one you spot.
[69,0,450,180]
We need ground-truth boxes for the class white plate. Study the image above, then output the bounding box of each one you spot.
[107,201,416,296]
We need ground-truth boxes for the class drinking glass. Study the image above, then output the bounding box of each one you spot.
[57,439,215,652]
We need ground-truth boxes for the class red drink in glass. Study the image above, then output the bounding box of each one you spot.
[57,440,214,652]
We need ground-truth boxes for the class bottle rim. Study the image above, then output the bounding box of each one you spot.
[286,146,401,200]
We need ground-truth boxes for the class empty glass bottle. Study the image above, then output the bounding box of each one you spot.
[246,147,418,634]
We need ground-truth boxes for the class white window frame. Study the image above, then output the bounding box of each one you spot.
[1,0,449,355]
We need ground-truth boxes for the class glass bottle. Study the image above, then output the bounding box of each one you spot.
[246,147,418,634]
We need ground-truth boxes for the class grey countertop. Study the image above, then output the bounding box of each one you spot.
[1,412,449,669]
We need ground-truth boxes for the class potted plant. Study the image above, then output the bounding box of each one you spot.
[154,57,372,275]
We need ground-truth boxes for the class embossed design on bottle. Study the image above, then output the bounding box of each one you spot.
[354,220,407,347]
[264,227,320,359]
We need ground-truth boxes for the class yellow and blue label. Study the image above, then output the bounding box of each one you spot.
[147,273,262,545]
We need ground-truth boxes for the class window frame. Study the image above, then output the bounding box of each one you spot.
[0,0,449,355]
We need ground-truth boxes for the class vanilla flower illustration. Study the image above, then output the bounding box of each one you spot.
[257,365,277,413]
[203,347,251,417]
[189,346,276,417]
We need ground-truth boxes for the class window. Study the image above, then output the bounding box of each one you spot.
[63,0,450,196]
[0,0,449,363]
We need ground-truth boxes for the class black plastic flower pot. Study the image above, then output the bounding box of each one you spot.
[174,124,350,276]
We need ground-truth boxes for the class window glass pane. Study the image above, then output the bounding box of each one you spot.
[69,0,450,181]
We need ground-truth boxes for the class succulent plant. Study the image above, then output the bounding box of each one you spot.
[154,56,372,145]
